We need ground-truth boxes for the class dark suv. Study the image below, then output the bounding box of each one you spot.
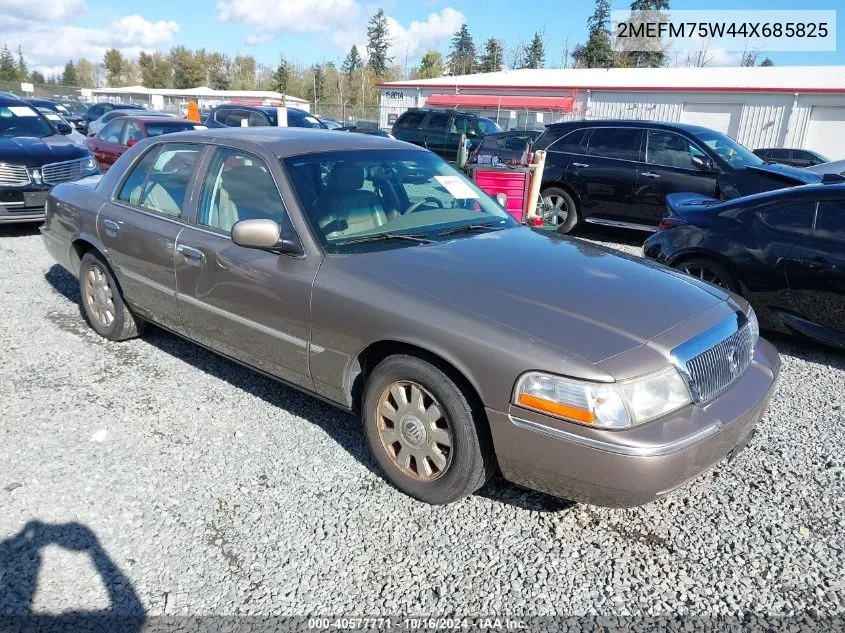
[753,147,828,168]
[205,105,327,130]
[391,108,501,161]
[83,102,146,125]
[533,120,822,233]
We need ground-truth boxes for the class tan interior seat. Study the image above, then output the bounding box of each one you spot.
[314,164,387,238]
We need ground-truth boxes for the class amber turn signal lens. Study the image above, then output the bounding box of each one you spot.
[517,394,596,424]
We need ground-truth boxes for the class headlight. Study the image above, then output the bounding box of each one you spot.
[82,156,97,171]
[514,367,692,430]
[747,306,759,343]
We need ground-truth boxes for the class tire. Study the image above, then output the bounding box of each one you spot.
[674,257,739,293]
[362,354,496,504]
[78,251,145,341]
[540,187,578,234]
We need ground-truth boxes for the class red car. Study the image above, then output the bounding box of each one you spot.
[85,116,203,171]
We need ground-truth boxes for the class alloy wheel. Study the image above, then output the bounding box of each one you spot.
[84,264,115,327]
[376,381,453,481]
[542,194,569,224]
[681,262,728,289]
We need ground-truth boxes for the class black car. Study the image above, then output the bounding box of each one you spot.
[753,147,829,168]
[644,177,845,348]
[83,102,146,125]
[469,130,541,165]
[532,120,822,234]
[25,98,88,134]
[390,108,502,162]
[205,105,328,130]
[1,96,99,224]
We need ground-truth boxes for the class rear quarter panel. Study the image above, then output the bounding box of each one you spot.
[42,181,107,276]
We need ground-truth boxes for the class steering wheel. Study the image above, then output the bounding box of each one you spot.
[406,197,445,214]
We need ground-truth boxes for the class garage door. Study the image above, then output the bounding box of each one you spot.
[680,103,741,138]
[805,107,845,161]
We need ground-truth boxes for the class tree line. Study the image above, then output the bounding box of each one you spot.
[1,2,774,102]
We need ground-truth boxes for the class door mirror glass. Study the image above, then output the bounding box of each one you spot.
[232,219,302,254]
[691,155,716,172]
[495,192,508,207]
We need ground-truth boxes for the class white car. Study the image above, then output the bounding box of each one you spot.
[805,160,845,176]
[37,108,87,146]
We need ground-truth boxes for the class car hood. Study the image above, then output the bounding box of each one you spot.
[346,227,730,365]
[0,135,89,168]
[749,162,821,183]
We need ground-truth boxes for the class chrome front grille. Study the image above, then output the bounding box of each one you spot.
[672,312,754,403]
[0,163,29,186]
[41,159,84,185]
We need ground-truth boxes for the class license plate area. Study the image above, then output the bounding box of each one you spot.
[24,191,49,208]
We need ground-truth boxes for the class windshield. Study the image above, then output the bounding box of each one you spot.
[694,130,763,169]
[284,149,518,253]
[477,118,503,134]
[60,101,87,115]
[0,105,54,138]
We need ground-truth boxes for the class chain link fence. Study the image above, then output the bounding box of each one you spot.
[310,103,385,129]
[0,80,96,102]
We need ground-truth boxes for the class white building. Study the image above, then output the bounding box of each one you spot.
[91,86,310,114]
[378,66,845,160]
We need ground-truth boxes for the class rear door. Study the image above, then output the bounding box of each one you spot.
[633,129,719,225]
[785,199,845,343]
[446,114,482,161]
[174,146,318,389]
[420,112,450,158]
[98,142,205,334]
[569,127,642,223]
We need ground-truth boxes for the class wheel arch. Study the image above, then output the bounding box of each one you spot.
[69,233,106,276]
[668,249,744,292]
[540,180,581,213]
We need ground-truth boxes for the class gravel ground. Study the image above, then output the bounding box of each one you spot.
[1,222,843,626]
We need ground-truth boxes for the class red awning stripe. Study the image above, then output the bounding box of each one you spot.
[425,94,575,111]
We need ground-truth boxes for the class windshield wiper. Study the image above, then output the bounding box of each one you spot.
[437,222,503,238]
[335,232,431,246]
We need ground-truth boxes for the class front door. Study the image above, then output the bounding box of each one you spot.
[174,146,318,389]
[568,127,643,224]
[98,142,205,334]
[785,199,845,344]
[633,129,719,225]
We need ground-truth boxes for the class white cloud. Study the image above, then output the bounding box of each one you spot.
[333,7,464,63]
[216,0,360,41]
[3,0,85,21]
[0,13,180,74]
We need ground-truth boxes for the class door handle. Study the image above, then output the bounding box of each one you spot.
[176,244,205,261]
[572,162,590,168]
[640,171,661,179]
[102,218,120,232]
[799,258,834,272]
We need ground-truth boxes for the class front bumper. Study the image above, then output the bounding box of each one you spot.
[487,337,781,507]
[0,184,51,224]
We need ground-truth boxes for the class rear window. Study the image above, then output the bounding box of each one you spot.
[394,111,426,129]
[146,122,198,137]
[586,128,641,161]
[534,127,586,153]
[425,114,450,131]
[758,202,816,236]
[815,201,845,243]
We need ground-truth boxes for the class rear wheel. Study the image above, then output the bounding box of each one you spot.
[541,187,578,234]
[79,251,145,341]
[674,257,738,293]
[362,354,495,504]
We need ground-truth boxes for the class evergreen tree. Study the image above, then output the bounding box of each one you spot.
[366,9,392,76]
[523,32,545,68]
[29,71,46,85]
[0,45,16,82]
[273,58,290,94]
[342,45,362,76]
[417,50,445,78]
[448,24,476,75]
[626,0,670,67]
[103,48,127,87]
[16,46,28,82]
[573,0,614,68]
[759,57,774,67]
[477,38,504,73]
[61,61,78,86]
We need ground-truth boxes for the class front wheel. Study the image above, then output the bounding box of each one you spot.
[541,187,578,234]
[362,354,495,504]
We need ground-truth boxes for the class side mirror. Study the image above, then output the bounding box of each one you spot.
[126,139,139,148]
[56,121,73,135]
[691,155,717,172]
[495,193,508,207]
[231,219,303,255]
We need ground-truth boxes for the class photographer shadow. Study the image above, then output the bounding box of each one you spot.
[0,520,145,631]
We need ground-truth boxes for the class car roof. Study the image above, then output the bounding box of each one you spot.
[717,180,845,210]
[0,95,28,107]
[404,107,480,117]
[159,127,421,157]
[545,119,724,135]
[127,116,197,124]
[214,104,309,116]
